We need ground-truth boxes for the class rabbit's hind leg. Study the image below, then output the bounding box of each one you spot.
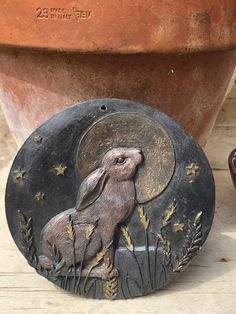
[38,254,53,269]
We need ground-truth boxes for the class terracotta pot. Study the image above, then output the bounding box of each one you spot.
[0,1,235,146]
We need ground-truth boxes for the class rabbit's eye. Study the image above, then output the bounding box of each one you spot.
[116,157,125,164]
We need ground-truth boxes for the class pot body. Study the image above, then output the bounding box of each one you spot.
[0,49,236,145]
[0,0,235,53]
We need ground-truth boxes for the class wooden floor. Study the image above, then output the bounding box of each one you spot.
[0,86,236,313]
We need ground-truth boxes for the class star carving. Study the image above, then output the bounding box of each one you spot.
[53,164,67,176]
[186,163,199,176]
[14,167,26,181]
[173,222,185,232]
[33,134,43,143]
[35,192,45,201]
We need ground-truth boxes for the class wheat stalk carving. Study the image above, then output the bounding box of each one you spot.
[18,210,65,283]
[104,261,118,300]
[120,225,145,294]
[18,210,38,267]
[75,221,98,294]
[137,206,153,290]
[82,241,112,295]
[162,200,177,227]
[120,226,134,251]
[137,206,150,230]
[172,211,202,272]
[153,200,177,288]
[67,215,77,292]
[105,274,118,300]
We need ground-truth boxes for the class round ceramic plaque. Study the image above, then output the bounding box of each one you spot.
[6,99,215,299]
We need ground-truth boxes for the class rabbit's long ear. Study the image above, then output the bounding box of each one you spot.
[75,168,108,211]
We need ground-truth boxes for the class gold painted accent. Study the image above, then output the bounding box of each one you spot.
[90,244,111,269]
[186,163,199,176]
[53,164,67,176]
[172,211,202,272]
[105,270,118,300]
[83,242,112,295]
[14,167,26,181]
[35,192,45,201]
[137,206,150,230]
[67,220,74,241]
[173,222,185,232]
[162,201,177,227]
[86,224,96,240]
[33,134,43,143]
[17,210,37,266]
[120,226,134,251]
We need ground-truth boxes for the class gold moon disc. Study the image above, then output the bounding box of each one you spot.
[76,112,175,203]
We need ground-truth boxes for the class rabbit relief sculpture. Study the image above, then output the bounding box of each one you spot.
[38,147,143,278]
